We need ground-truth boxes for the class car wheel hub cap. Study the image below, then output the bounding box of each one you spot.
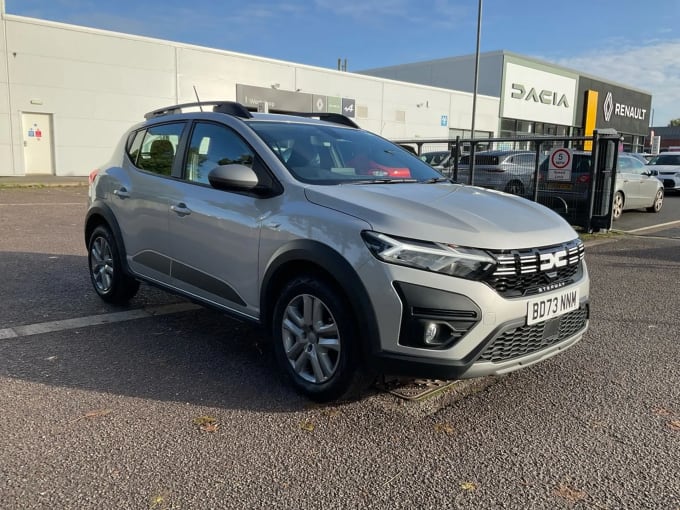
[90,237,114,292]
[282,294,341,384]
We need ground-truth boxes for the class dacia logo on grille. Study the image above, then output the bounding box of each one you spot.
[540,250,568,271]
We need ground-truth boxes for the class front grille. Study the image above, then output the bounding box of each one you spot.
[477,306,588,363]
[485,239,585,297]
[662,179,675,189]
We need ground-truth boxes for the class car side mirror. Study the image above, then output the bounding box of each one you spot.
[208,164,260,191]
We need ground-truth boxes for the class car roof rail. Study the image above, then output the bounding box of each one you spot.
[245,106,359,128]
[144,101,253,120]
[143,101,358,128]
[289,112,359,129]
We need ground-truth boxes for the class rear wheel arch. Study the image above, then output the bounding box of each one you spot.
[647,187,664,213]
[85,203,132,275]
[504,179,525,195]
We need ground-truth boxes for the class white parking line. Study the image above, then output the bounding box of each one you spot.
[0,302,201,339]
[625,219,680,234]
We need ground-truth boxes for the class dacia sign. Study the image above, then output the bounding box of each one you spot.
[511,83,570,108]
[502,63,576,126]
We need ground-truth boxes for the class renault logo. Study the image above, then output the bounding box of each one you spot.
[603,92,614,122]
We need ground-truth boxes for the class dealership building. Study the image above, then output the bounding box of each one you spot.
[362,51,653,154]
[0,6,653,177]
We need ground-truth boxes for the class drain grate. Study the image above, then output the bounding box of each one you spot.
[380,378,459,401]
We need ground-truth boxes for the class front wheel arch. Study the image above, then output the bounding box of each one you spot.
[260,241,380,357]
[271,275,371,401]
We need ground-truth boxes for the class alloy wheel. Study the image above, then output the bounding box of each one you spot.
[612,192,624,220]
[281,293,341,384]
[90,236,114,293]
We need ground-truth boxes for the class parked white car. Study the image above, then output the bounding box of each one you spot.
[647,152,680,192]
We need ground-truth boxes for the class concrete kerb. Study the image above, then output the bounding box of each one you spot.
[0,176,88,188]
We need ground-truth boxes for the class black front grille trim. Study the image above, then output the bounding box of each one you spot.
[485,239,585,297]
[477,306,588,363]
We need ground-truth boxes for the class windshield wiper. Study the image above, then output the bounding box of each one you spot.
[421,177,451,183]
[351,178,419,185]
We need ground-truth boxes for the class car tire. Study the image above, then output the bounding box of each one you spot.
[272,276,370,402]
[612,191,624,220]
[646,188,664,213]
[88,224,140,304]
[504,180,525,196]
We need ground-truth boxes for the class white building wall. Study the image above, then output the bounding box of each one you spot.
[0,10,12,175]
[1,14,499,177]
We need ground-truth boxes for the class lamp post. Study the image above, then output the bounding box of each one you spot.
[467,0,482,185]
[470,0,482,140]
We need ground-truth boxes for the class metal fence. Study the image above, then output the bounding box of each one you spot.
[395,130,623,232]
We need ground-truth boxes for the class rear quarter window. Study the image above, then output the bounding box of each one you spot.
[126,122,185,176]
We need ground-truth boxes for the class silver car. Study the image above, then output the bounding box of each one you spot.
[85,101,590,401]
[453,150,539,196]
[537,152,664,221]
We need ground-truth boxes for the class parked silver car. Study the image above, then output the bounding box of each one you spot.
[85,101,590,401]
[453,150,538,196]
[537,152,663,220]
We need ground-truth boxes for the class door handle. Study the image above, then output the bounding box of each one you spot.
[113,188,130,199]
[171,203,192,216]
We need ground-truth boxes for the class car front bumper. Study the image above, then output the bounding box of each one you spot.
[657,174,680,190]
[358,256,590,380]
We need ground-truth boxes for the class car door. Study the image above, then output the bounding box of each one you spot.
[165,120,267,318]
[629,157,660,207]
[113,122,186,283]
[616,155,643,208]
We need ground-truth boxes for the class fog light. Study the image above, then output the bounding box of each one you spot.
[424,322,439,345]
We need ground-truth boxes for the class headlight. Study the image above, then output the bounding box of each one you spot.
[361,231,496,280]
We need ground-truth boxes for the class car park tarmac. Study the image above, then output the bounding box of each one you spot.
[0,186,678,509]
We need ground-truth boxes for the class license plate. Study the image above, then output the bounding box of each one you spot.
[526,288,579,325]
[547,182,573,190]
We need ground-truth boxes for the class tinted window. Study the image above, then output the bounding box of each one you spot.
[617,156,633,170]
[649,154,680,165]
[511,154,535,165]
[460,154,499,165]
[249,121,441,183]
[185,122,255,185]
[128,123,185,176]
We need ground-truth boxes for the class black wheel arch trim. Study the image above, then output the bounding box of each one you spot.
[260,240,380,356]
[84,201,134,276]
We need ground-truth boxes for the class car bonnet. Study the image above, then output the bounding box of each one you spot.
[304,183,577,250]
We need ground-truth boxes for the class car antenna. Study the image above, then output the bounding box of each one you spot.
[193,85,203,112]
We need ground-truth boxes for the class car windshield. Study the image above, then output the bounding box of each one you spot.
[249,121,444,184]
[648,154,680,165]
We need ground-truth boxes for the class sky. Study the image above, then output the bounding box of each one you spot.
[5,0,680,126]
